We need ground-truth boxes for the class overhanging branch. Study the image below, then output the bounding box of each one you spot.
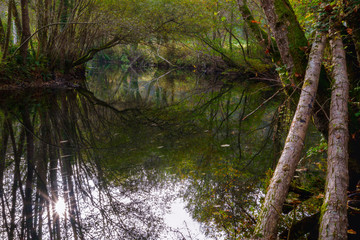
[71,37,122,67]
[11,22,98,57]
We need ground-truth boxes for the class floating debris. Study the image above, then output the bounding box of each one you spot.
[221,144,230,147]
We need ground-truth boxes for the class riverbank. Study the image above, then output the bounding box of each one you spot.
[0,66,85,90]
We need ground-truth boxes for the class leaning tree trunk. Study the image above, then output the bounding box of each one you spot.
[253,32,327,239]
[319,27,349,240]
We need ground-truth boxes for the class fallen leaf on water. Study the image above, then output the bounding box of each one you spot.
[221,144,230,147]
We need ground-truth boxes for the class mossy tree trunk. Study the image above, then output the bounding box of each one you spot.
[239,0,332,138]
[2,0,13,59]
[12,0,22,42]
[259,0,308,84]
[236,0,281,62]
[319,26,349,240]
[36,0,50,56]
[0,18,5,48]
[253,32,326,239]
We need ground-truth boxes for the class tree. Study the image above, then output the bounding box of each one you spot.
[248,0,360,238]
[319,24,349,239]
[253,31,327,239]
[20,0,31,62]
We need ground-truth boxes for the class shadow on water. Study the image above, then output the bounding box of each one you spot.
[0,67,283,239]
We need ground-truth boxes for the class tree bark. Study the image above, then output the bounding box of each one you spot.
[253,32,327,239]
[37,0,48,55]
[0,18,5,48]
[2,0,13,59]
[20,0,31,62]
[319,27,349,240]
[236,0,280,61]
[12,0,22,43]
[259,0,308,83]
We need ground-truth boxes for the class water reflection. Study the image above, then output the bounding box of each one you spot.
[0,68,279,239]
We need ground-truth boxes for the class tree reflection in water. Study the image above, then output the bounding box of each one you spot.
[0,89,171,240]
[0,71,279,239]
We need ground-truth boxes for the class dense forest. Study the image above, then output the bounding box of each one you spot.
[0,0,360,239]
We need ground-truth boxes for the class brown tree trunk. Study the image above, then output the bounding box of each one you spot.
[20,0,31,62]
[259,0,308,84]
[253,32,327,239]
[319,27,349,240]
[12,0,22,43]
[2,0,13,59]
[236,0,280,61]
[0,18,5,48]
[37,0,46,55]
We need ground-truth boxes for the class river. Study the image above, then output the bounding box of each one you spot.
[0,61,322,239]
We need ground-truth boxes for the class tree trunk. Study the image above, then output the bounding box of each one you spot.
[12,0,22,43]
[37,0,48,55]
[319,27,349,240]
[2,0,13,59]
[20,0,31,62]
[236,0,280,61]
[242,0,331,138]
[259,0,308,83]
[253,32,327,239]
[0,18,5,48]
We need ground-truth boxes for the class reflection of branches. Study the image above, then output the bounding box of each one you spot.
[77,87,139,116]
[240,122,274,171]
[242,86,284,121]
[215,88,247,136]
[0,90,171,239]
[184,221,195,240]
[192,85,233,115]
[238,91,247,161]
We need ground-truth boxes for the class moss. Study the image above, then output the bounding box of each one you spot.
[273,0,308,79]
[283,164,290,171]
[320,201,328,216]
[303,79,312,87]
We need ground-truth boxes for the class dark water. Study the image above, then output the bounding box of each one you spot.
[0,64,306,239]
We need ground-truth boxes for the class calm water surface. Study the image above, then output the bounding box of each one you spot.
[0,64,282,239]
